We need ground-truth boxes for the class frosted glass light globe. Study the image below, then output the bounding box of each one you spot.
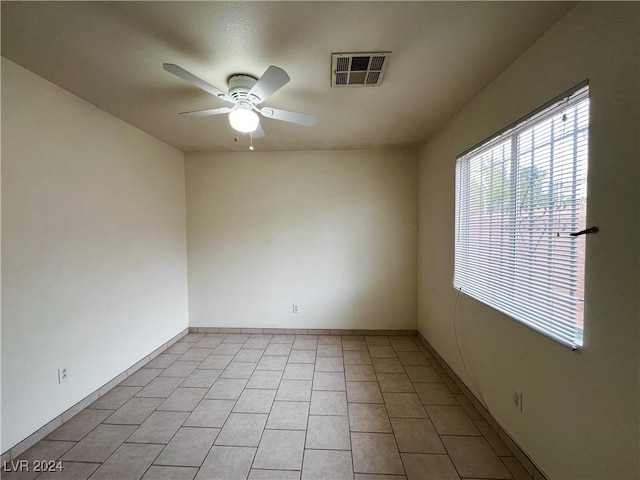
[229,108,259,133]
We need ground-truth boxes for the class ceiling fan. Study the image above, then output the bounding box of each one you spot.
[163,63,316,138]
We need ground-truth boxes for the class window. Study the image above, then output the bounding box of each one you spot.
[454,85,589,349]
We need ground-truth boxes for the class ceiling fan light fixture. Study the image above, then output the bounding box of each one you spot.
[229,108,259,133]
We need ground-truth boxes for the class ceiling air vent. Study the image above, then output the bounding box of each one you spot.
[331,52,391,87]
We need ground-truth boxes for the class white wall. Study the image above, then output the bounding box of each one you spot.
[185,150,418,330]
[417,3,638,479]
[1,58,189,453]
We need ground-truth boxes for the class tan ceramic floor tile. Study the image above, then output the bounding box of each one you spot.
[145,354,181,369]
[293,338,318,350]
[246,370,283,389]
[401,453,460,480]
[244,338,271,349]
[354,475,406,480]
[396,351,428,366]
[284,363,315,380]
[142,466,198,480]
[441,436,512,479]
[180,369,222,388]
[318,336,342,345]
[348,403,392,433]
[347,381,383,403]
[215,413,268,446]
[234,349,264,363]
[158,388,207,411]
[195,446,256,480]
[89,443,163,480]
[302,449,354,480]
[425,405,481,436]
[315,356,345,372]
[47,409,113,440]
[404,366,442,383]
[345,364,377,382]
[212,344,242,356]
[276,379,312,402]
[120,368,164,387]
[365,337,391,346]
[253,429,306,470]
[306,415,351,450]
[383,393,427,418]
[313,371,346,391]
[249,469,301,479]
[198,355,233,370]
[91,386,142,409]
[390,339,420,352]
[377,373,415,393]
[264,343,292,356]
[233,389,276,413]
[351,432,404,475]
[317,344,343,357]
[179,348,213,362]
[204,378,247,400]
[371,358,404,374]
[413,383,458,405]
[220,362,257,379]
[223,333,250,343]
[344,351,373,365]
[270,335,295,344]
[103,398,163,425]
[160,361,200,378]
[184,399,235,427]
[390,418,446,454]
[353,473,407,480]
[62,424,136,462]
[368,346,397,358]
[266,401,310,430]
[166,342,192,354]
[193,338,224,349]
[127,411,189,444]
[256,355,288,371]
[288,350,317,364]
[136,378,182,398]
[154,427,219,466]
[310,390,348,416]
[342,339,368,351]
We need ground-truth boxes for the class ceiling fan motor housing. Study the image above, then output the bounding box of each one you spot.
[228,74,259,104]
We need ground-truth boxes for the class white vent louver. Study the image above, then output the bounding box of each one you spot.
[331,52,391,87]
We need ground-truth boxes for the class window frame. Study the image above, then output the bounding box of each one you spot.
[453,82,590,350]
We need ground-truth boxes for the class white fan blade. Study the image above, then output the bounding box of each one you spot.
[179,107,233,117]
[249,66,290,103]
[260,107,316,127]
[253,124,265,138]
[163,63,234,104]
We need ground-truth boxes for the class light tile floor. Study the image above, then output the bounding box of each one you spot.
[3,334,533,480]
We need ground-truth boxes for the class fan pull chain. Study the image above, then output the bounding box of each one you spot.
[249,132,254,151]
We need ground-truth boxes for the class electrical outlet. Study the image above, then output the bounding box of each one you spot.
[513,391,523,411]
[58,367,68,384]
[292,304,299,314]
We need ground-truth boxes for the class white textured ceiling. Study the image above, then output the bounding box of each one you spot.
[1,1,575,152]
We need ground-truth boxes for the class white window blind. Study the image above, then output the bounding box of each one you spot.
[454,85,589,349]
